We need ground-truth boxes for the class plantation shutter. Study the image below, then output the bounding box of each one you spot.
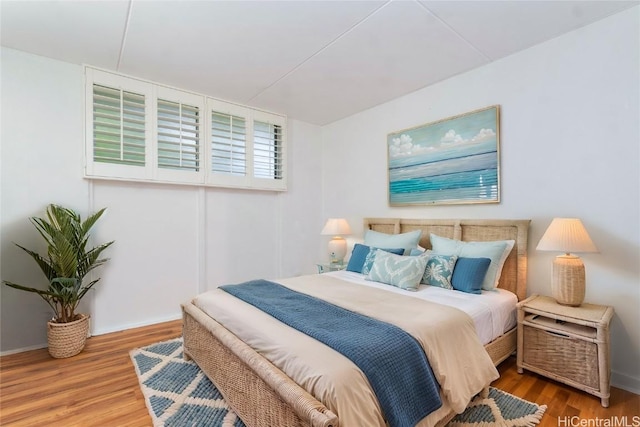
[253,120,282,180]
[157,99,200,171]
[92,84,145,166]
[211,111,246,176]
[86,66,286,190]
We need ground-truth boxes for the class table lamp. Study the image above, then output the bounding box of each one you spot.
[321,218,352,264]
[536,218,598,306]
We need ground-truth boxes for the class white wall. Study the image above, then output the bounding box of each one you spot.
[1,48,90,351]
[322,7,639,393]
[0,47,323,350]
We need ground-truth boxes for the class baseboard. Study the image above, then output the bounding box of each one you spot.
[0,315,181,356]
[91,313,182,336]
[611,370,640,395]
[0,342,47,356]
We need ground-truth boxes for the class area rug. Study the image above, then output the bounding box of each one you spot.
[131,338,546,427]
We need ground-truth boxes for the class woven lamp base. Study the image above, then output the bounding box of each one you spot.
[551,255,585,306]
[47,314,90,358]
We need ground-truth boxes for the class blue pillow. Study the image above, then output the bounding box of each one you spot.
[451,257,491,294]
[346,244,404,273]
[430,233,515,291]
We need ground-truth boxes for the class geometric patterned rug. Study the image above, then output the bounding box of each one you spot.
[130,338,244,427]
[131,338,546,427]
[448,387,547,426]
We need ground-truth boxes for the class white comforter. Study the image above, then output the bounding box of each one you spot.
[326,270,518,345]
[194,273,502,427]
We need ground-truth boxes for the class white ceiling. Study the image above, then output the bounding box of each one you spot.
[1,0,637,125]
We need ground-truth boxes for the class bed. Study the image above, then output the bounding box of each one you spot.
[182,218,530,427]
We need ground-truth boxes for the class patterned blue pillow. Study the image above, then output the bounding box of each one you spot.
[451,257,491,294]
[366,250,428,291]
[421,253,458,289]
[346,244,404,274]
[362,247,405,275]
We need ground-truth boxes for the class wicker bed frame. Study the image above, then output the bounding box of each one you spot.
[182,218,530,427]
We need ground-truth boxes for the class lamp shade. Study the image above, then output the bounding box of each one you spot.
[536,218,598,254]
[321,218,352,236]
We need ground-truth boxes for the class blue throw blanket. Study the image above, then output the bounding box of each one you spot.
[219,280,442,427]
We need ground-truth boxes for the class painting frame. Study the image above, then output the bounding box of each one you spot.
[387,105,501,206]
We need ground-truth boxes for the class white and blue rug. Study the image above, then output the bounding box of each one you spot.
[131,338,546,427]
[130,338,245,427]
[449,387,547,426]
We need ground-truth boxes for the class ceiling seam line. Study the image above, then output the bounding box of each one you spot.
[246,0,393,104]
[413,0,492,62]
[116,0,134,71]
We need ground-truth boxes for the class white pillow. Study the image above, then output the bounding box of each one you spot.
[430,233,515,291]
[364,229,422,255]
[366,250,428,291]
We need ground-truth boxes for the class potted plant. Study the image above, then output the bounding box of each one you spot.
[3,204,114,358]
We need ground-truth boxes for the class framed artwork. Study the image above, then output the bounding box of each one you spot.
[387,105,500,206]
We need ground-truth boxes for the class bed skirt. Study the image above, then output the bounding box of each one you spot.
[182,301,515,427]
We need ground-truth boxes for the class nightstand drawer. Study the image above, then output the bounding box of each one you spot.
[523,324,599,389]
[316,263,347,274]
[524,314,596,340]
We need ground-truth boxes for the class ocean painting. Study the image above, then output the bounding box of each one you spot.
[388,106,500,206]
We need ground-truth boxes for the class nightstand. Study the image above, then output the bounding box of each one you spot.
[517,294,614,407]
[316,262,347,274]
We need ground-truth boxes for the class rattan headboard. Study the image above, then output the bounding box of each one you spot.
[363,218,530,301]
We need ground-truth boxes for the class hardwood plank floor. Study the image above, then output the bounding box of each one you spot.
[0,320,183,426]
[1,320,638,426]
[494,357,639,426]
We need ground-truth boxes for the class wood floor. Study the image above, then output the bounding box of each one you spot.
[1,319,638,426]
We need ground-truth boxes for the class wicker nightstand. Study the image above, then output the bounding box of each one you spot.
[517,295,614,407]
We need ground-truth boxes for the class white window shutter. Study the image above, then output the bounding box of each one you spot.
[86,68,153,180]
[93,85,146,166]
[155,87,205,183]
[253,120,283,180]
[211,111,246,176]
[251,110,286,190]
[85,66,286,190]
[157,100,200,171]
[206,99,252,188]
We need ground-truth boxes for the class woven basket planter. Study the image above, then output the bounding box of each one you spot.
[47,314,90,358]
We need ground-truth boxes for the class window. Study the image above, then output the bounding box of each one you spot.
[157,99,200,172]
[211,111,246,176]
[85,67,286,191]
[92,85,145,166]
[253,120,282,180]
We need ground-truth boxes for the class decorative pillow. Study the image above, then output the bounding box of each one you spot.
[364,229,422,255]
[366,250,428,291]
[421,253,458,289]
[409,248,425,256]
[430,233,515,291]
[346,244,404,274]
[451,257,491,294]
[361,247,404,275]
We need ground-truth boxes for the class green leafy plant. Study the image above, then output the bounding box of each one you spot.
[3,204,114,323]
